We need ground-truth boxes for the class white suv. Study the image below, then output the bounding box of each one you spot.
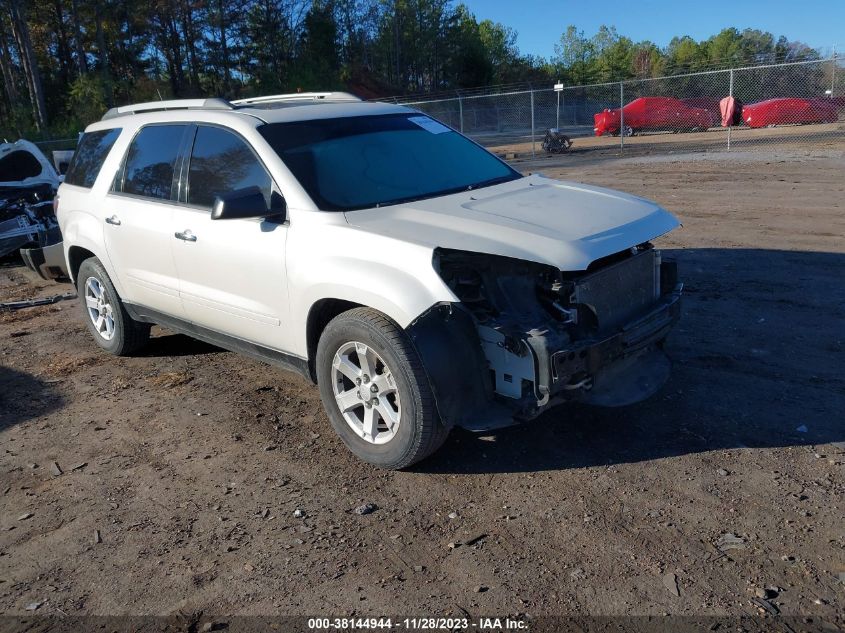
[44,92,682,468]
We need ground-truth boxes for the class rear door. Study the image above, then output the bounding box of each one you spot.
[103,124,190,318]
[170,124,291,351]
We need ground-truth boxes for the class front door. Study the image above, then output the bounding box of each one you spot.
[170,125,291,351]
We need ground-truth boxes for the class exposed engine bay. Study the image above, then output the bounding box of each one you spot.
[0,183,59,258]
[433,244,682,422]
[0,139,62,259]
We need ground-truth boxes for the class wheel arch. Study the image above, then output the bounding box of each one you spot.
[305,298,512,432]
[67,245,97,284]
[305,298,364,381]
[293,263,455,359]
[61,208,126,295]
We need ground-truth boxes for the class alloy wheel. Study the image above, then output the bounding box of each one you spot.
[331,341,401,444]
[84,276,115,341]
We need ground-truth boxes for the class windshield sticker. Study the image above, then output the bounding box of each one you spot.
[409,116,451,134]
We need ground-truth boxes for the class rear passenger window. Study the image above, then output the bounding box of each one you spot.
[64,128,121,188]
[121,125,186,200]
[187,126,272,208]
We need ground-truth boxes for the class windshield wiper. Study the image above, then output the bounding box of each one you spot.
[465,174,520,191]
[372,184,474,208]
[353,175,521,210]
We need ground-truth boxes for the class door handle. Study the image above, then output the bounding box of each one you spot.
[105,215,121,226]
[174,230,197,242]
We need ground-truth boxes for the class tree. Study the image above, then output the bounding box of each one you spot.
[592,28,634,80]
[665,35,704,72]
[632,41,664,78]
[295,0,341,89]
[477,19,519,83]
[0,0,834,139]
[443,4,491,88]
[7,0,48,129]
[0,10,20,108]
[69,0,87,74]
[554,25,595,84]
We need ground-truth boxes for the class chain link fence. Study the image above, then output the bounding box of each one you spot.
[391,56,845,157]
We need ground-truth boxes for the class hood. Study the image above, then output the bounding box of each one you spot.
[343,174,679,271]
[0,140,61,190]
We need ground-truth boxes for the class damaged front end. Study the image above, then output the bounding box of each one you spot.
[412,246,681,431]
[0,184,60,258]
[0,139,66,279]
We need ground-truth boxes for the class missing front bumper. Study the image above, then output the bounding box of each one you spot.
[533,284,682,413]
[551,285,681,388]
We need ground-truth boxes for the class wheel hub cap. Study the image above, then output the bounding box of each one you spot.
[84,277,115,341]
[331,341,400,444]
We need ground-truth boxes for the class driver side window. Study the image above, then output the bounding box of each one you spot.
[187,126,273,209]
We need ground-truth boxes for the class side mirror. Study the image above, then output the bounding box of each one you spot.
[211,186,285,221]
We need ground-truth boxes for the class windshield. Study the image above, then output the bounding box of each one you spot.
[258,113,521,211]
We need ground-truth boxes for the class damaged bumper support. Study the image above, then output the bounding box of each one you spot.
[475,285,681,427]
[410,288,680,433]
[548,286,680,408]
[415,247,682,432]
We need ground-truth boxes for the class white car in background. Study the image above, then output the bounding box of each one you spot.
[32,92,682,468]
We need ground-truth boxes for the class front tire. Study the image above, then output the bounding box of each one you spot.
[77,257,150,355]
[316,307,448,469]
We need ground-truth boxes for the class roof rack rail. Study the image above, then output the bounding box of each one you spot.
[101,97,233,121]
[231,92,361,106]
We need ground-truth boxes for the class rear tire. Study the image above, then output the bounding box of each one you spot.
[77,257,150,356]
[316,307,448,469]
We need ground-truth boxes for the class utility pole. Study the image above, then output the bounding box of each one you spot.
[554,81,564,129]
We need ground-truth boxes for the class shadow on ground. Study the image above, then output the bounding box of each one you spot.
[0,366,65,430]
[138,332,223,358]
[417,247,845,474]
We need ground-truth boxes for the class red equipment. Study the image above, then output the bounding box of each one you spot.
[593,97,715,136]
[680,97,721,120]
[741,98,838,128]
[719,97,740,127]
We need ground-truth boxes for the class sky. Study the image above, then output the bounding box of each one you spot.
[459,0,844,60]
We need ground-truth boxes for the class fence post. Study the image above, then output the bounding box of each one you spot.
[728,68,734,151]
[619,81,624,151]
[530,89,535,158]
[458,95,464,134]
[831,45,837,96]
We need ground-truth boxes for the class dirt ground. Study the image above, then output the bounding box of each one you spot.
[1,147,844,625]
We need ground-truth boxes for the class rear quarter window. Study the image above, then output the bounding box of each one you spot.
[64,128,122,188]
